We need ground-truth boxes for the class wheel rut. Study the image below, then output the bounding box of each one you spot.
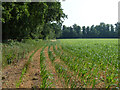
[2,50,34,88]
[19,48,42,88]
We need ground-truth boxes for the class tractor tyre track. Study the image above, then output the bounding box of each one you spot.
[2,50,35,88]
[19,48,42,88]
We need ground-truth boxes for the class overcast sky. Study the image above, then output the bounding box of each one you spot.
[60,0,119,27]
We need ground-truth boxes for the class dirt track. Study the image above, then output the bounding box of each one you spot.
[2,46,65,88]
[19,49,42,88]
[2,50,34,88]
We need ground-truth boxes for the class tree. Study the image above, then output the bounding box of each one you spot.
[60,23,118,39]
[73,24,81,37]
[86,26,90,37]
[82,26,86,38]
[2,2,67,41]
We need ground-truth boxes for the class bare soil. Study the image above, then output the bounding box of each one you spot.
[50,40,56,42]
[19,49,42,88]
[1,44,107,88]
[2,50,34,88]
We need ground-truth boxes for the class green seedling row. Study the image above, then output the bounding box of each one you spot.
[58,39,118,88]
[40,44,54,88]
[51,39,118,88]
[54,63,82,88]
[16,47,40,88]
[5,39,118,88]
[49,44,82,88]
[40,46,48,88]
[48,45,55,62]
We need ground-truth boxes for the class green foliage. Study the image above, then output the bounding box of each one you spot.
[52,39,118,88]
[2,39,44,67]
[2,2,67,40]
[40,45,53,88]
[16,47,40,88]
[48,45,55,62]
[3,39,119,88]
[60,23,118,38]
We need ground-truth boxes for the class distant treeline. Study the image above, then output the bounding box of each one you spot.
[59,22,119,39]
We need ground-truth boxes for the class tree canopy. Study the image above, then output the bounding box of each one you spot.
[2,2,67,41]
[2,2,119,41]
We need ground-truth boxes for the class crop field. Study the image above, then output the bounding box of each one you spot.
[58,39,118,88]
[2,39,119,88]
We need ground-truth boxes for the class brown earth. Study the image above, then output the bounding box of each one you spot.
[44,46,63,88]
[2,50,35,88]
[2,44,111,88]
[50,40,56,42]
[19,48,42,88]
